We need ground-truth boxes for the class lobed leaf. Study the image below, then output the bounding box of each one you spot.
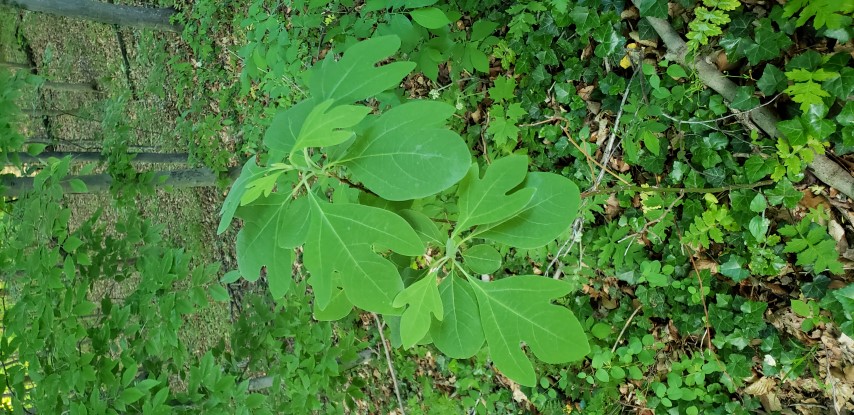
[393,273,443,348]
[307,36,416,103]
[470,275,589,386]
[293,100,371,151]
[478,172,580,249]
[457,155,533,230]
[218,159,267,234]
[303,195,425,313]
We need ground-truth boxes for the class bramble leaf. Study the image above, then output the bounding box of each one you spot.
[308,35,416,103]
[303,195,425,313]
[340,101,470,200]
[430,274,485,358]
[470,275,588,386]
[393,273,443,348]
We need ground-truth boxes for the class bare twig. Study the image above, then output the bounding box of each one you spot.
[373,313,405,415]
[637,9,854,199]
[612,306,643,353]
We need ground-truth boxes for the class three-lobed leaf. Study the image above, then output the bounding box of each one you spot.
[393,273,443,348]
[293,100,371,152]
[307,35,416,103]
[303,195,425,313]
[469,275,589,387]
[457,155,533,229]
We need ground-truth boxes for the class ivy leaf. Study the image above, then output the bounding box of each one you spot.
[636,0,667,18]
[219,159,267,234]
[744,24,791,65]
[720,256,750,282]
[744,156,774,182]
[825,67,854,100]
[340,101,470,201]
[569,6,600,35]
[766,179,802,208]
[393,274,443,348]
[731,86,759,111]
[303,196,425,313]
[479,172,581,249]
[292,100,371,151]
[757,65,787,96]
[463,244,502,274]
[308,36,416,103]
[409,7,451,29]
[430,273,485,358]
[470,275,588,386]
[457,155,534,229]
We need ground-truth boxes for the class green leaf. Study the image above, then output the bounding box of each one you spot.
[757,65,787,96]
[431,274,485,358]
[470,275,588,386]
[457,156,534,229]
[720,256,750,282]
[463,244,502,274]
[833,284,854,315]
[314,288,354,321]
[591,322,611,339]
[68,178,87,193]
[409,7,451,29]
[569,6,600,35]
[304,196,425,313]
[209,284,230,302]
[744,156,774,182]
[637,0,668,18]
[308,36,416,103]
[26,143,46,156]
[393,274,443,348]
[478,172,581,249]
[730,86,759,111]
[264,98,315,154]
[398,209,444,246]
[791,299,811,317]
[749,193,767,212]
[293,100,371,151]
[119,387,145,405]
[218,159,267,234]
[766,179,802,208]
[340,101,470,201]
[666,65,687,79]
[489,76,516,102]
[471,20,499,41]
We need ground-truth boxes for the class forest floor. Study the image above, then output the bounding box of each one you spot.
[4,1,854,414]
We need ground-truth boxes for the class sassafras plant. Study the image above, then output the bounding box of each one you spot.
[218,36,588,386]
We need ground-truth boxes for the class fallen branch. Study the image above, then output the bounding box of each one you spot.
[637,11,854,200]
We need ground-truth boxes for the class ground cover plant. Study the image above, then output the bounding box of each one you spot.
[2,0,854,413]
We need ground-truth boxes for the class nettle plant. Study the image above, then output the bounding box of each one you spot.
[217,36,589,386]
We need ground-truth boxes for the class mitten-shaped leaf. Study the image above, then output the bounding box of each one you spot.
[293,100,371,151]
[478,172,580,249]
[393,274,443,348]
[235,194,309,298]
[218,158,267,234]
[457,155,534,229]
[308,36,416,103]
[339,101,470,200]
[264,98,315,154]
[303,195,425,313]
[430,274,485,359]
[470,275,589,386]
